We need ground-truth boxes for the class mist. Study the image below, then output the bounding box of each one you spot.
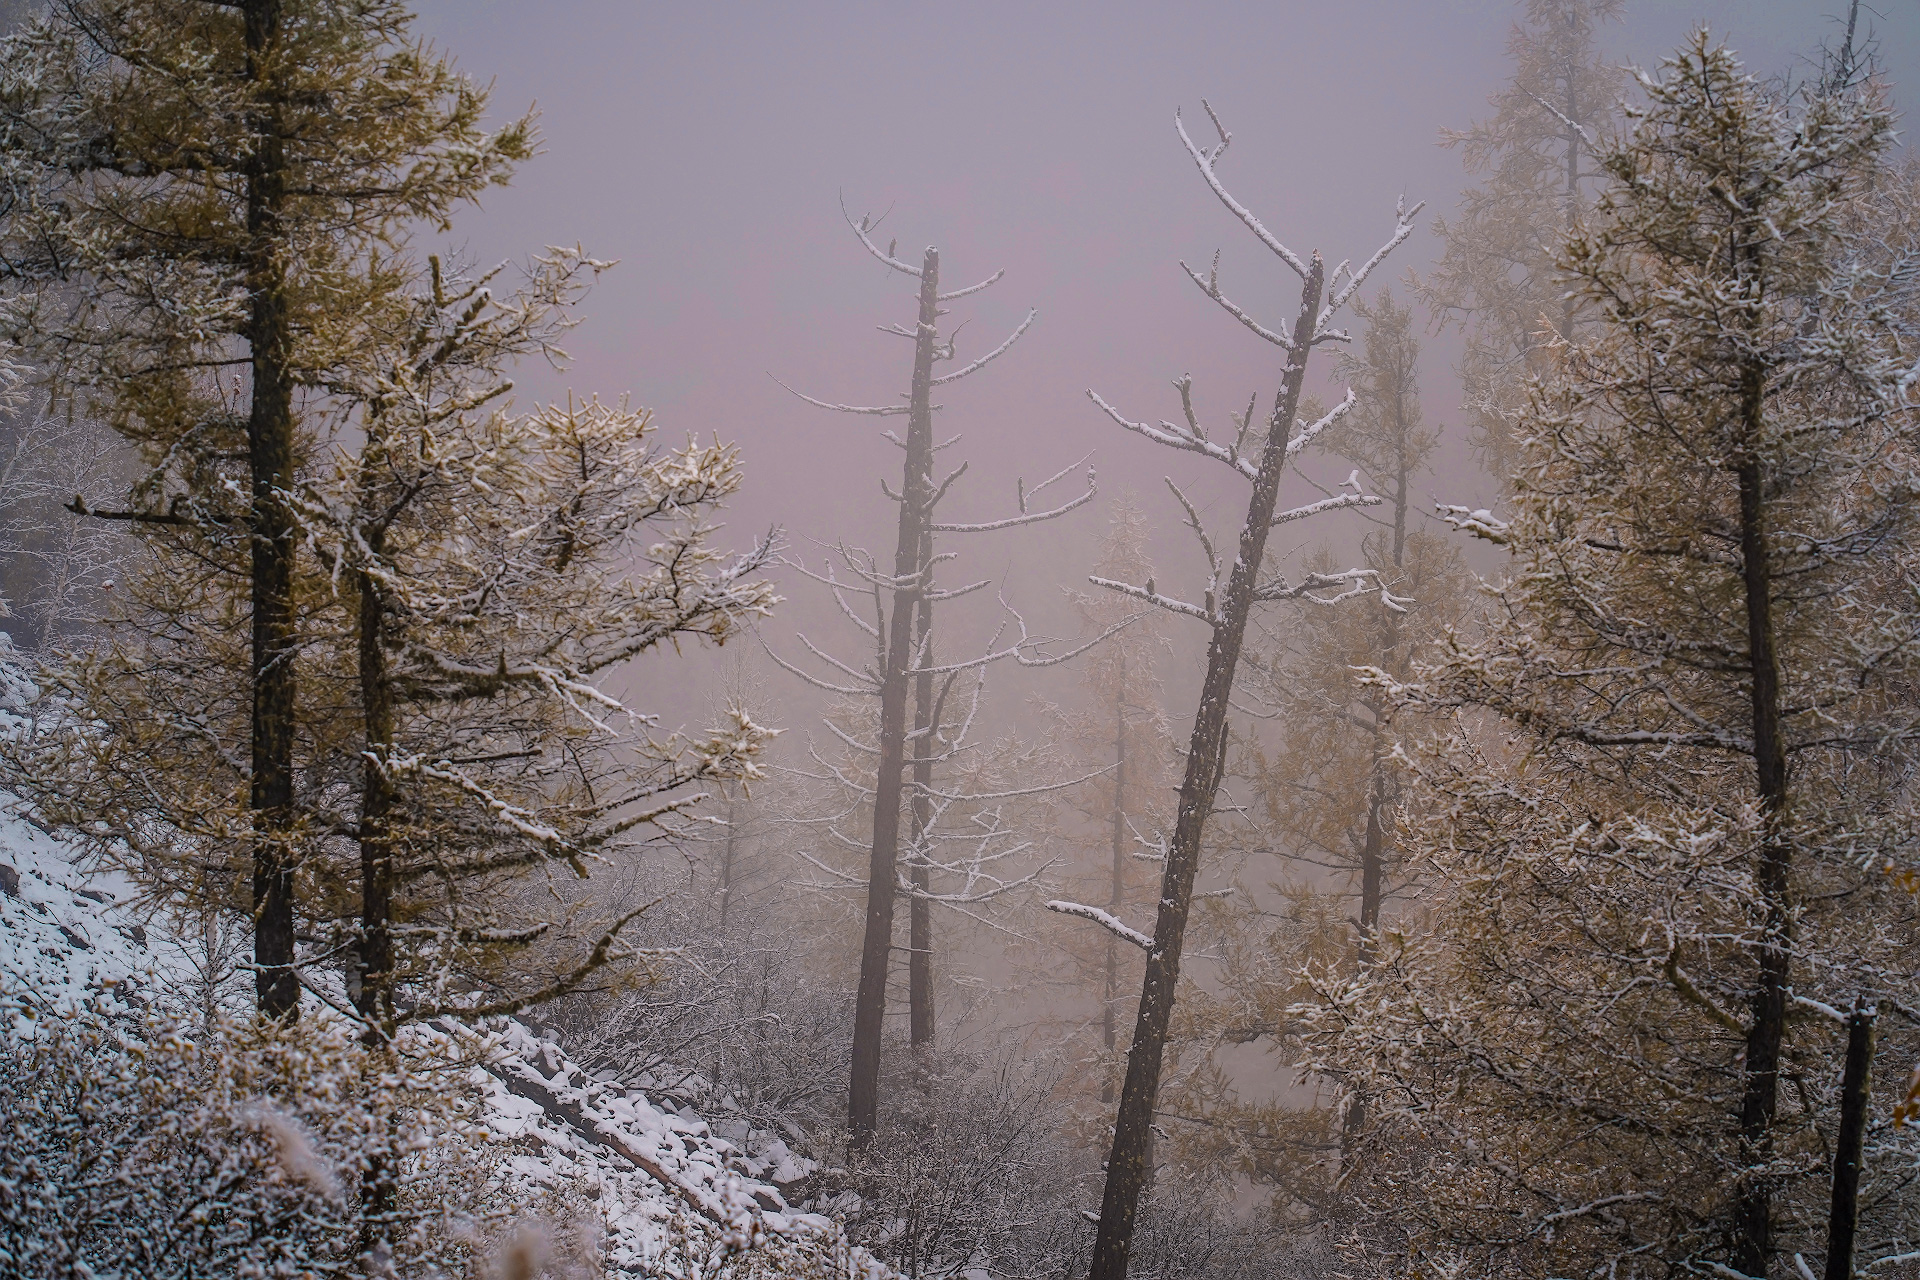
[4,1,1920,1277]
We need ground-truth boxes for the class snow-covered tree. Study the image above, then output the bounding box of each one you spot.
[295,249,774,1040]
[1307,35,1920,1280]
[770,209,1099,1145]
[1070,101,1420,1280]
[0,0,531,1016]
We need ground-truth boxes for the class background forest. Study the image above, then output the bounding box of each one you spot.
[2,2,1920,1280]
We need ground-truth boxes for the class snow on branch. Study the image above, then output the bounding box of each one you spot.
[937,269,1006,302]
[1287,388,1356,457]
[1318,193,1427,327]
[1179,250,1294,350]
[1272,492,1382,527]
[930,309,1035,385]
[1176,101,1309,279]
[768,374,915,417]
[1254,567,1410,611]
[931,453,1098,533]
[1090,573,1214,624]
[1436,503,1512,544]
[1086,387,1259,483]
[841,193,923,277]
[1047,899,1153,951]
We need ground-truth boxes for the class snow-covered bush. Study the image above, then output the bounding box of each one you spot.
[0,994,495,1278]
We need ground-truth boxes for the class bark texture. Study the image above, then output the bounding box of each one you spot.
[243,0,300,1020]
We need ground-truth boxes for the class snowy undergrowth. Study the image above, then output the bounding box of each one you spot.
[0,793,895,1279]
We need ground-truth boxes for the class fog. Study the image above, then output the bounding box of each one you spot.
[409,0,1917,728]
[7,2,1919,1275]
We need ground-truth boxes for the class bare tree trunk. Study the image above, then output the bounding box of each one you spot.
[1824,1003,1875,1280]
[908,573,936,1051]
[1735,356,1792,1277]
[1088,254,1326,1280]
[848,246,940,1146]
[355,558,395,1030]
[244,0,299,1021]
[1102,656,1127,1104]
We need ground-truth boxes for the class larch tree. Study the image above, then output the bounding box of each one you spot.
[291,250,776,1255]
[771,207,1099,1146]
[0,0,530,1017]
[297,249,777,1037]
[1420,0,1621,488]
[1064,102,1421,1280]
[1307,35,1920,1280]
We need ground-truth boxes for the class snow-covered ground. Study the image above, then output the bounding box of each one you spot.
[0,793,893,1278]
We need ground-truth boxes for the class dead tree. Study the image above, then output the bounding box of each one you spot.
[771,208,1100,1146]
[1055,104,1421,1279]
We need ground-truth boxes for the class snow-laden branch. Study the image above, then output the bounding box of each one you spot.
[841,193,923,276]
[1437,503,1511,544]
[768,374,916,417]
[1087,388,1259,483]
[1179,251,1294,350]
[1272,492,1382,527]
[931,455,1098,533]
[937,269,1006,303]
[1253,567,1410,611]
[1318,194,1427,328]
[757,630,879,697]
[1175,102,1308,279]
[1047,900,1152,951]
[1287,388,1356,457]
[930,309,1035,385]
[1090,573,1214,624]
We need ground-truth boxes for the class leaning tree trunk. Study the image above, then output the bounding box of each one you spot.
[1088,254,1326,1280]
[847,246,940,1146]
[244,0,300,1021]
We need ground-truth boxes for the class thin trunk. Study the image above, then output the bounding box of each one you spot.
[1824,1003,1875,1280]
[718,798,737,934]
[848,246,940,1146]
[1560,32,1580,344]
[355,559,395,1029]
[1734,355,1791,1278]
[355,516,397,1258]
[907,574,936,1051]
[1347,351,1412,1157]
[245,0,299,1020]
[1089,255,1326,1280]
[1102,658,1127,1104]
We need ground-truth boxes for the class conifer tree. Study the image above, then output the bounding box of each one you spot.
[1308,36,1920,1279]
[0,0,531,1017]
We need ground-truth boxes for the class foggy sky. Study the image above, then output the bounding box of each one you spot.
[407,0,1919,727]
